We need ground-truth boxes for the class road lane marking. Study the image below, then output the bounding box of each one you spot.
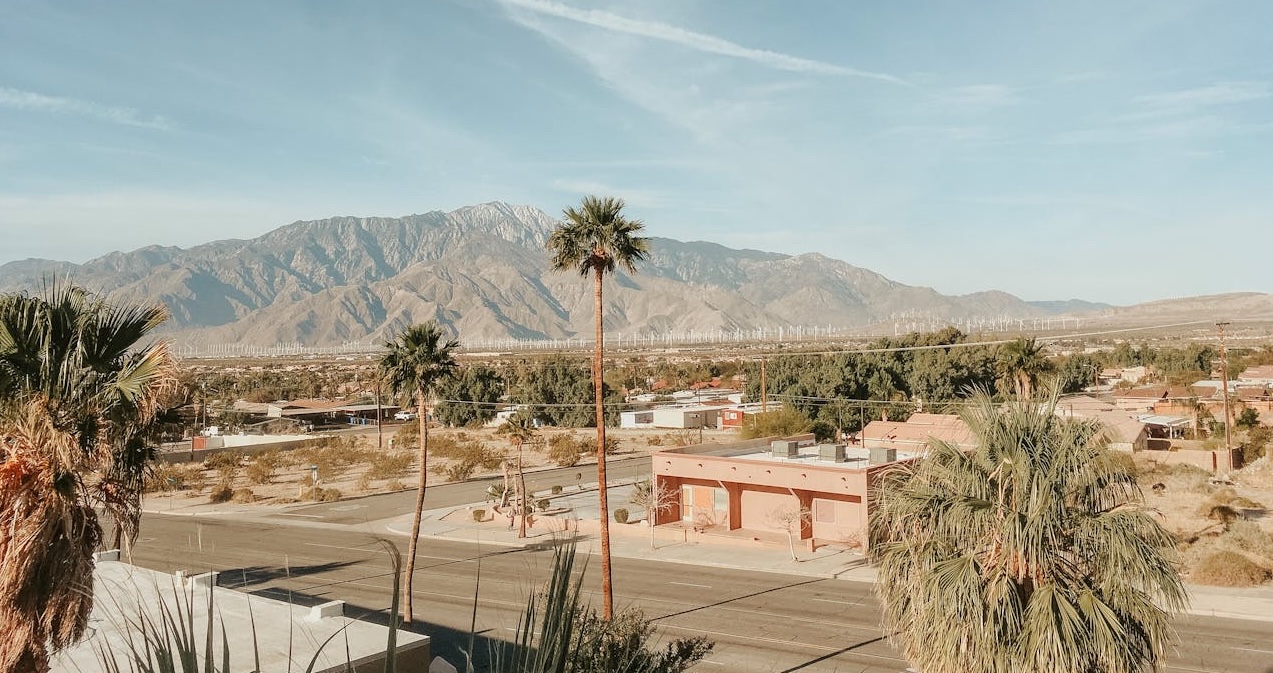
[812,598,857,605]
[276,513,324,518]
[669,581,711,589]
[304,542,380,552]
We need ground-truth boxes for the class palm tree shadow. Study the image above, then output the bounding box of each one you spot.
[648,577,826,621]
[775,635,889,673]
[215,560,364,590]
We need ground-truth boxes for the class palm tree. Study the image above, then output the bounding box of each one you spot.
[547,195,649,619]
[871,392,1186,673]
[998,336,1049,399]
[378,321,459,624]
[497,410,538,539]
[0,284,175,673]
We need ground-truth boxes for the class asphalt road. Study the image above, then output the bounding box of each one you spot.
[127,515,1273,673]
[269,455,655,525]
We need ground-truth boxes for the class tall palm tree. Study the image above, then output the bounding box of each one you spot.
[998,336,1049,399]
[378,321,459,624]
[497,409,538,539]
[871,392,1186,673]
[547,195,649,619]
[0,284,175,673]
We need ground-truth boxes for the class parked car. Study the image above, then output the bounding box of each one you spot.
[394,411,417,421]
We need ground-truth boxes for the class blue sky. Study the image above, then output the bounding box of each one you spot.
[1,0,1269,305]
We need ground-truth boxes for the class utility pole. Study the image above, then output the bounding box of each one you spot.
[375,380,383,449]
[1217,321,1233,458]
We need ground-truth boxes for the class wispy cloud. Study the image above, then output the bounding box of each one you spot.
[498,0,904,84]
[1135,81,1269,110]
[549,178,668,208]
[0,86,173,129]
[934,84,1022,109]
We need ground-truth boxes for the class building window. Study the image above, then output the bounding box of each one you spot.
[814,499,835,524]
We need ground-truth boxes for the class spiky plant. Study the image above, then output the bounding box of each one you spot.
[871,392,1186,673]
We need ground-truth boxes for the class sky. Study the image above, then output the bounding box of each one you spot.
[1,0,1270,305]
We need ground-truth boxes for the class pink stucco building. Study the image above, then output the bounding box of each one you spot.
[651,433,922,549]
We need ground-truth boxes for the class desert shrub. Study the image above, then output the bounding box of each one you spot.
[646,435,663,446]
[1229,496,1266,510]
[367,451,413,479]
[245,452,281,485]
[1243,426,1270,463]
[577,435,621,456]
[1204,504,1241,526]
[1191,550,1271,587]
[740,408,812,440]
[394,421,419,445]
[145,463,206,493]
[318,487,342,502]
[293,437,369,480]
[386,479,406,491]
[536,498,550,511]
[231,487,256,504]
[548,434,584,467]
[208,482,234,503]
[670,429,696,447]
[1221,520,1273,558]
[445,461,478,482]
[551,484,563,495]
[1209,487,1239,505]
[355,471,374,492]
[205,451,244,483]
[614,508,629,524]
[472,509,486,522]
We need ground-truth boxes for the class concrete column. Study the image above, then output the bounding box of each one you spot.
[726,483,743,530]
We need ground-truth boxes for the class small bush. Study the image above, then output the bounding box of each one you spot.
[245,452,280,485]
[386,479,406,491]
[367,451,413,479]
[646,435,663,446]
[1230,496,1265,510]
[145,463,206,493]
[355,471,374,492]
[578,435,621,456]
[551,484,563,495]
[472,509,486,522]
[1204,504,1241,526]
[308,487,342,502]
[1191,550,1271,587]
[547,434,583,467]
[536,498,551,511]
[231,487,256,504]
[204,451,244,472]
[208,482,234,504]
[614,508,630,524]
[1221,520,1273,558]
[445,461,478,482]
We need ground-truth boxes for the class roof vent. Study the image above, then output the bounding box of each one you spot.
[770,440,799,458]
[869,447,897,465]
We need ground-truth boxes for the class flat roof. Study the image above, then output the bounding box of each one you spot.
[728,445,920,470]
[53,559,427,673]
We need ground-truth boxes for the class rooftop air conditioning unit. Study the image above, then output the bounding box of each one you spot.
[869,447,897,465]
[818,443,847,462]
[770,440,799,458]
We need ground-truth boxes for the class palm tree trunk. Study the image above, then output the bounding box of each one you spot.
[594,264,613,620]
[517,440,528,539]
[403,390,428,624]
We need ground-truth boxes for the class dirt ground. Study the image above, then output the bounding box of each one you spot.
[144,427,1273,587]
[144,424,728,510]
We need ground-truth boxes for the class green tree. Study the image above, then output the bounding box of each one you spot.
[871,393,1186,673]
[497,409,538,539]
[547,195,650,619]
[0,284,176,673]
[434,365,504,427]
[997,336,1050,399]
[378,321,459,624]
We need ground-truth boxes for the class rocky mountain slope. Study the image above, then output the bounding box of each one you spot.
[0,201,1232,348]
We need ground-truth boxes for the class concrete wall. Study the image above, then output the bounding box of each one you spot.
[158,435,317,464]
[1140,448,1242,473]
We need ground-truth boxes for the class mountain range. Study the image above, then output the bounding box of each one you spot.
[1,202,1268,349]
